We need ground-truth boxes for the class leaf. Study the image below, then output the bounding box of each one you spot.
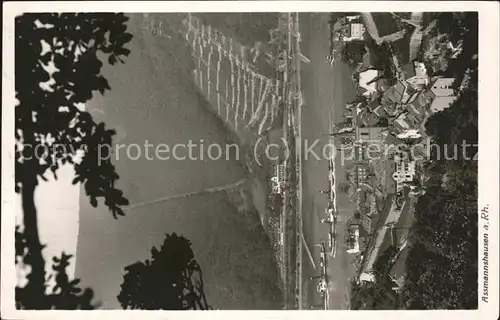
[108,54,117,65]
[90,196,97,207]
[96,75,111,93]
[117,47,131,57]
[120,32,133,45]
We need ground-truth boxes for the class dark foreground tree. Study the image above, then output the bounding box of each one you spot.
[15,226,96,309]
[118,234,212,310]
[15,13,132,308]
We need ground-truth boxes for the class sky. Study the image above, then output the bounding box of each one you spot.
[16,164,80,284]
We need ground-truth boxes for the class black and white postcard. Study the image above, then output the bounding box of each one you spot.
[2,1,499,319]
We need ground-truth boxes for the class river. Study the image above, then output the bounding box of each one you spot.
[299,13,358,309]
[75,13,282,309]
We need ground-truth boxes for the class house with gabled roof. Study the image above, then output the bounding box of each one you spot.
[342,22,366,42]
[372,104,388,118]
[429,77,455,97]
[381,80,413,105]
[427,77,457,114]
[429,96,456,114]
[402,60,429,90]
[393,112,412,132]
[359,68,384,97]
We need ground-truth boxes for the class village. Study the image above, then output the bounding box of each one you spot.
[326,13,472,295]
[251,12,476,309]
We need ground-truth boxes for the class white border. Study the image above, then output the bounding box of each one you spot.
[2,1,499,319]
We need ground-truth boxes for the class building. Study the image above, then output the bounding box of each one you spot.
[393,112,410,131]
[346,224,362,254]
[404,90,434,119]
[429,96,457,113]
[396,129,422,140]
[427,77,457,113]
[342,22,366,42]
[343,109,356,123]
[345,15,362,22]
[372,104,389,118]
[345,102,357,110]
[271,163,286,194]
[356,126,387,142]
[393,111,421,133]
[392,152,416,191]
[356,165,369,184]
[402,60,429,89]
[359,69,382,97]
[366,193,378,216]
[361,214,379,236]
[383,133,404,150]
[429,77,455,97]
[381,80,414,105]
[359,272,376,283]
[354,144,366,162]
[359,109,380,127]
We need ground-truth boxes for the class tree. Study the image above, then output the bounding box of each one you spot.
[15,226,96,309]
[15,13,132,308]
[118,233,211,310]
[340,40,367,66]
[350,279,399,310]
[403,45,478,309]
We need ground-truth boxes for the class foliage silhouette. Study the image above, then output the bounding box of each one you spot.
[15,13,132,308]
[15,226,98,309]
[118,233,212,310]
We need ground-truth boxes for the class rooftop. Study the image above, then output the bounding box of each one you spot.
[359,69,381,95]
[430,96,457,113]
[384,160,397,195]
[394,112,411,130]
[381,80,407,104]
[384,133,403,148]
[372,105,388,118]
[429,77,456,97]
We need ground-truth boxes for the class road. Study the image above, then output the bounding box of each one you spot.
[298,13,358,310]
